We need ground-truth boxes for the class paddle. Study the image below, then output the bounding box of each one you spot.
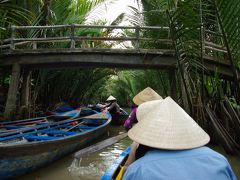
[74,132,128,159]
[66,121,84,132]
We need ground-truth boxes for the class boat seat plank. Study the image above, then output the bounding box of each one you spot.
[0,123,72,141]
[76,125,94,130]
[46,130,78,136]
[36,122,49,125]
[5,125,25,129]
[25,135,60,141]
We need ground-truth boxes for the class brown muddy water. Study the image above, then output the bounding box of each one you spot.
[16,126,240,180]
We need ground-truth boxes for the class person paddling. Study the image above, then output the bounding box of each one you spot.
[123,97,237,180]
[104,95,121,125]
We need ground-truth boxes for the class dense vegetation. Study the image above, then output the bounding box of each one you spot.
[0,0,240,154]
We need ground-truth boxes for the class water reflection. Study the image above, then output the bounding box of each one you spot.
[69,138,132,180]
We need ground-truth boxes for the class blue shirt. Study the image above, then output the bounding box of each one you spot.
[123,146,237,180]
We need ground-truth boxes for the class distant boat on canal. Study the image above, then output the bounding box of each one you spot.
[0,112,112,179]
[88,104,129,125]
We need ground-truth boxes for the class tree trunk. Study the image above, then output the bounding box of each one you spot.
[4,63,21,119]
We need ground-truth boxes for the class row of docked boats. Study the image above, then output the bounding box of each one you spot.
[0,108,112,179]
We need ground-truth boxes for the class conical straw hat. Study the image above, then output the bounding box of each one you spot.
[133,87,162,106]
[128,97,210,150]
[136,99,164,122]
[106,95,116,101]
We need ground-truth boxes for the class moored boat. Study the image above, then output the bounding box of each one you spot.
[101,146,131,180]
[0,108,82,133]
[0,112,111,179]
[89,105,128,125]
[119,108,129,125]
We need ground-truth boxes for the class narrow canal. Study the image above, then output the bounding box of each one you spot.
[17,126,240,180]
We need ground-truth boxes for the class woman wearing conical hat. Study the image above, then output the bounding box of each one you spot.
[124,87,162,130]
[123,97,236,180]
[104,95,121,125]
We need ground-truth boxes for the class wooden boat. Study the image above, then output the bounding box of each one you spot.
[88,105,128,125]
[110,108,128,126]
[45,108,82,119]
[119,108,129,124]
[79,108,99,117]
[101,146,131,180]
[0,112,111,179]
[120,108,128,116]
[45,108,97,120]
[0,108,82,132]
[44,104,74,116]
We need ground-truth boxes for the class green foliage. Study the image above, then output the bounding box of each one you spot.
[0,0,34,38]
[229,98,240,112]
[216,0,240,69]
[16,0,114,108]
[107,70,169,106]
[34,68,114,107]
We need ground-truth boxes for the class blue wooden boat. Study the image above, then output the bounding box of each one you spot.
[79,108,99,117]
[101,146,131,180]
[45,108,97,120]
[0,112,111,179]
[120,108,128,116]
[88,105,129,125]
[119,108,129,124]
[0,109,82,132]
[46,108,82,119]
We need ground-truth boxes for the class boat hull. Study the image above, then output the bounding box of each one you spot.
[101,146,131,180]
[0,118,110,179]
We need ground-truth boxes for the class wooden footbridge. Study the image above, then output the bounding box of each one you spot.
[0,24,238,118]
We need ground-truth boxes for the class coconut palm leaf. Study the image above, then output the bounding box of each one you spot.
[215,0,240,98]
[0,0,34,38]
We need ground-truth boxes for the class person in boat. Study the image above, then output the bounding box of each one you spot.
[122,87,163,174]
[123,87,162,131]
[104,95,121,125]
[122,97,237,180]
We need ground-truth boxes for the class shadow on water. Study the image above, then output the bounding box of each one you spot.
[16,125,240,180]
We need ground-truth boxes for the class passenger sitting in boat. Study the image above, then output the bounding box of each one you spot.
[122,97,237,180]
[103,95,120,125]
[123,87,162,131]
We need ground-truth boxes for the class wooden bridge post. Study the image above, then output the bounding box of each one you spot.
[32,42,37,49]
[169,68,177,101]
[4,63,21,119]
[135,26,140,49]
[10,26,15,50]
[21,69,31,107]
[71,24,75,49]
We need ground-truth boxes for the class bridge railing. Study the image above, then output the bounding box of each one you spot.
[201,25,229,66]
[0,24,230,65]
[0,25,174,52]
